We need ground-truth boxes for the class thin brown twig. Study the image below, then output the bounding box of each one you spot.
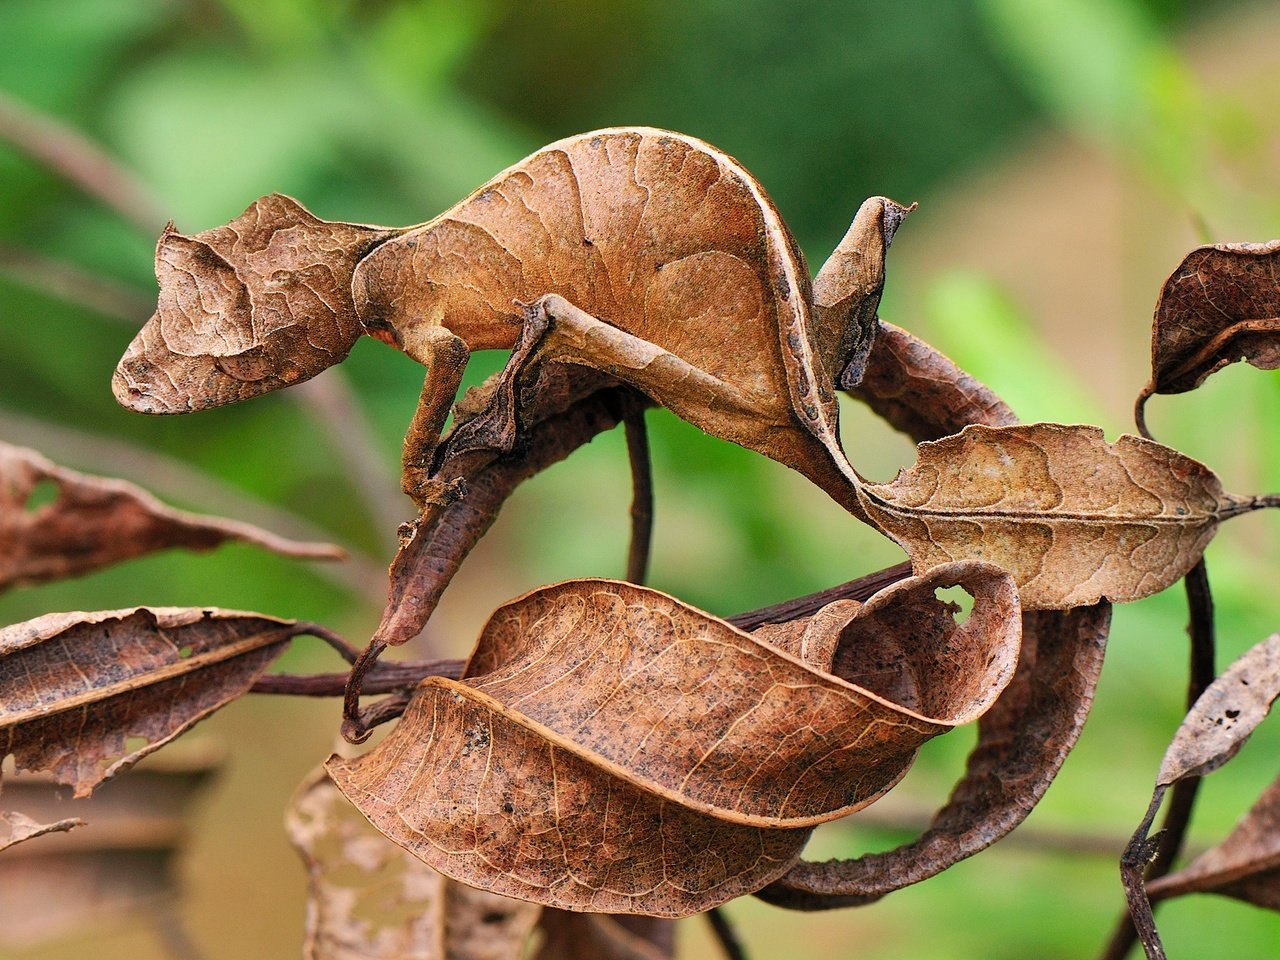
[1099,559,1215,960]
[250,657,463,697]
[727,561,913,630]
[623,407,653,584]
[0,88,166,231]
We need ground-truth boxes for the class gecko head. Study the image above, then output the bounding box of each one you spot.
[114,194,397,414]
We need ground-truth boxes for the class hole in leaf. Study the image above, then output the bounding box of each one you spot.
[177,645,194,659]
[934,585,974,624]
[23,478,59,513]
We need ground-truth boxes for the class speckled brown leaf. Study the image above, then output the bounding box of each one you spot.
[859,422,1259,609]
[286,768,540,960]
[0,811,83,854]
[0,441,341,591]
[1147,771,1280,909]
[0,607,308,796]
[116,128,910,515]
[1136,240,1280,433]
[328,567,1018,916]
[1157,632,1280,787]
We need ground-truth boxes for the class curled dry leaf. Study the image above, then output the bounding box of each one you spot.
[0,607,306,796]
[759,326,1112,909]
[286,768,540,960]
[0,440,341,591]
[1147,771,1280,910]
[328,566,1018,916]
[1157,632,1280,787]
[1136,240,1280,434]
[859,422,1259,610]
[0,811,83,854]
[115,127,909,514]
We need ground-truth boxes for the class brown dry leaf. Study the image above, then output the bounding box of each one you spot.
[286,768,540,960]
[116,128,908,514]
[858,422,1259,609]
[1136,240,1280,433]
[0,810,83,853]
[1147,772,1280,909]
[0,441,341,591]
[1157,632,1280,787]
[0,607,306,796]
[758,325,1112,909]
[328,567,1018,916]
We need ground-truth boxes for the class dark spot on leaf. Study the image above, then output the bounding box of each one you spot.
[482,911,508,924]
[1225,708,1240,719]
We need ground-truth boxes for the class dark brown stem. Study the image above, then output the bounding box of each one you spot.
[623,408,653,585]
[1100,560,1214,960]
[1134,383,1156,441]
[342,640,389,743]
[296,622,363,664]
[728,561,912,630]
[1109,789,1170,960]
[704,907,748,960]
[251,658,463,697]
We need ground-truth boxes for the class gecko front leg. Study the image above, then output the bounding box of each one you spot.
[399,324,470,508]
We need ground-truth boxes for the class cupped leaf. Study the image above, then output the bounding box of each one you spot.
[0,441,341,591]
[859,422,1258,609]
[286,768,540,960]
[329,567,1019,916]
[1147,772,1280,910]
[1137,240,1280,432]
[0,811,83,854]
[0,607,306,796]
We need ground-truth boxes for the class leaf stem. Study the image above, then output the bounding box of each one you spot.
[705,906,748,960]
[624,408,654,585]
[1100,560,1214,960]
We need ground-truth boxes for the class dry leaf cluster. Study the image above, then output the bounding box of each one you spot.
[2,126,1279,959]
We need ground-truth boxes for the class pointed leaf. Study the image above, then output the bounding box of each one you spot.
[0,441,341,591]
[1147,772,1280,909]
[1157,632,1280,787]
[0,607,305,796]
[1137,240,1280,430]
[0,811,83,854]
[859,423,1256,609]
[329,567,1018,916]
[286,768,540,960]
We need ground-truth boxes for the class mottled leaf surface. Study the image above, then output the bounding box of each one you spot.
[0,441,341,591]
[1147,772,1280,909]
[287,769,540,960]
[1157,632,1280,786]
[0,607,304,795]
[329,568,1018,915]
[859,423,1256,609]
[1137,240,1280,432]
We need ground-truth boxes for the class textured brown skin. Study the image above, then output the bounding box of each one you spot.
[757,326,1114,909]
[286,768,541,960]
[114,128,907,513]
[1146,771,1280,909]
[0,442,340,591]
[0,607,301,796]
[858,422,1256,609]
[328,568,1018,916]
[1136,240,1280,433]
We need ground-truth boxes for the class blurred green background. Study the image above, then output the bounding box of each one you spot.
[2,0,1279,956]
